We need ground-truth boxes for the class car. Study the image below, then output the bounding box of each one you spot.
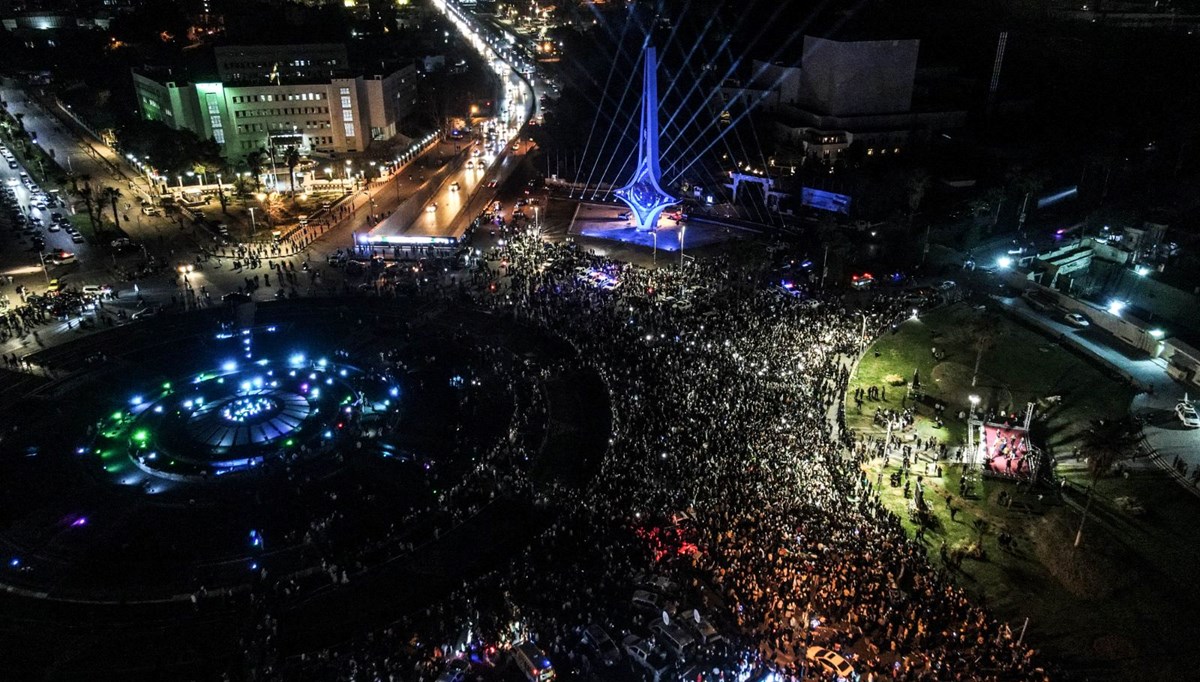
[82,285,112,296]
[581,625,621,666]
[45,278,62,294]
[222,292,252,304]
[47,251,75,264]
[464,160,474,169]
[621,635,671,680]
[806,646,855,680]
[631,589,663,612]
[71,234,85,243]
[486,180,497,188]
[434,657,470,682]
[141,206,161,216]
[938,280,957,290]
[426,204,437,213]
[1176,400,1200,429]
[1064,312,1090,328]
[449,181,460,192]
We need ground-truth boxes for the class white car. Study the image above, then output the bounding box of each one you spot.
[1176,401,1200,429]
[426,204,437,213]
[1064,313,1090,328]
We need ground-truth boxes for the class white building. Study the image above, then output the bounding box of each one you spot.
[133,44,417,159]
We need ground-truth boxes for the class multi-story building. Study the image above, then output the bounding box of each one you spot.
[719,35,966,163]
[132,44,417,159]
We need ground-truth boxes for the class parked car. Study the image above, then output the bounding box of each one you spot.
[581,625,621,666]
[1175,400,1200,429]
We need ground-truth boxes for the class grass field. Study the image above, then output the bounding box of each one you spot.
[847,302,1200,680]
[846,302,1136,455]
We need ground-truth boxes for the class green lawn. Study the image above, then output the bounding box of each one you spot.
[847,303,1136,455]
[847,302,1200,680]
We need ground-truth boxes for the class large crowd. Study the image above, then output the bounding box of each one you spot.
[248,231,1054,681]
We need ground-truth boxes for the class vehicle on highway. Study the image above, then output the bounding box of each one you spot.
[486,180,497,188]
[1176,400,1200,429]
[806,646,856,680]
[47,250,75,265]
[449,181,460,192]
[1064,312,1090,328]
[426,203,437,213]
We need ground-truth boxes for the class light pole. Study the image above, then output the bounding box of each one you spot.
[678,225,686,267]
[177,175,183,190]
[248,206,258,237]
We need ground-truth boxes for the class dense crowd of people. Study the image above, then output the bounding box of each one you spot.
[251,232,1054,681]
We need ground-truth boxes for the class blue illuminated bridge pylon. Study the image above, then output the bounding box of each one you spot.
[614,46,676,232]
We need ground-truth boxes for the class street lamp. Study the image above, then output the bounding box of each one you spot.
[678,225,686,267]
[968,394,980,418]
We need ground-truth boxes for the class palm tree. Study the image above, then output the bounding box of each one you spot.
[1074,417,1140,547]
[246,148,266,190]
[284,145,300,198]
[102,186,122,231]
[961,312,1005,387]
[80,177,97,230]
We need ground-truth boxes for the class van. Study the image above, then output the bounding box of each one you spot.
[511,641,554,682]
[649,620,695,658]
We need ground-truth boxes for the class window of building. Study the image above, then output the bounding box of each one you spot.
[343,108,353,122]
[339,87,350,95]
[344,122,355,138]
[340,95,352,110]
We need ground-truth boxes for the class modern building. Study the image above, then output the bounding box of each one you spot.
[720,35,966,163]
[132,44,417,159]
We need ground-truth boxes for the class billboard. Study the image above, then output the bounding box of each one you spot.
[801,187,851,215]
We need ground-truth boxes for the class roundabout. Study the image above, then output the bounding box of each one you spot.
[95,350,391,482]
[0,299,611,677]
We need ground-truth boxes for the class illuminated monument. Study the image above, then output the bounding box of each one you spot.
[615,46,676,232]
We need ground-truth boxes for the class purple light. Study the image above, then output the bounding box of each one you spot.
[71,517,87,527]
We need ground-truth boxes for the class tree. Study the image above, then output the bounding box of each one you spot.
[905,168,931,219]
[102,186,122,231]
[1075,417,1141,547]
[284,145,300,197]
[117,119,223,179]
[79,176,97,230]
[960,312,1005,387]
[246,148,267,190]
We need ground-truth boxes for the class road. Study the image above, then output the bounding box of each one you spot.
[995,295,1200,495]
